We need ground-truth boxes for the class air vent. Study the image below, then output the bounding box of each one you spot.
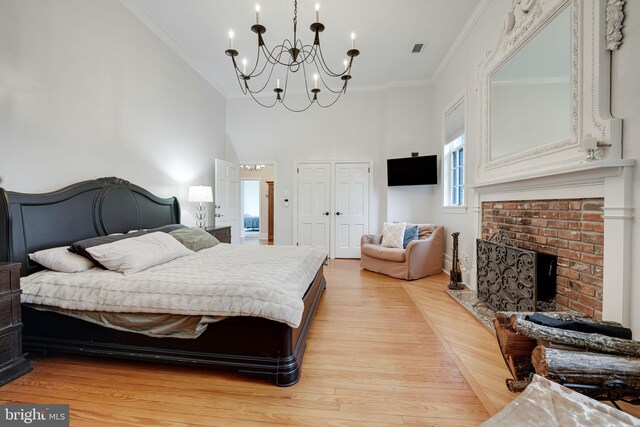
[411,43,424,53]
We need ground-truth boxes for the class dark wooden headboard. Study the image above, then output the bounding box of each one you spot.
[0,177,180,276]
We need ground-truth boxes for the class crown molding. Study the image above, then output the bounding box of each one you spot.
[119,0,227,98]
[384,80,433,88]
[431,0,492,83]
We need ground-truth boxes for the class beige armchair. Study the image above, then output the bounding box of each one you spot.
[360,225,445,280]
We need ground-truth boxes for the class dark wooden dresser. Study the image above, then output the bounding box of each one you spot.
[206,226,231,244]
[0,262,32,386]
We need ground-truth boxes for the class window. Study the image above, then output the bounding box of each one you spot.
[443,98,465,207]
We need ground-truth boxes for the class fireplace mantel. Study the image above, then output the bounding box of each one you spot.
[472,159,635,193]
[471,160,635,326]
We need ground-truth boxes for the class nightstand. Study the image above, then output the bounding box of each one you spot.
[206,226,231,244]
[0,262,32,386]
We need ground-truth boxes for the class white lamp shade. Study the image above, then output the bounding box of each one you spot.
[188,185,213,203]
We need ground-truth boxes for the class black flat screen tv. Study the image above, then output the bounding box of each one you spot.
[387,155,437,186]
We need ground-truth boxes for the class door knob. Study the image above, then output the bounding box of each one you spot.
[336,212,342,216]
[215,214,224,218]
[215,204,221,209]
[323,212,330,216]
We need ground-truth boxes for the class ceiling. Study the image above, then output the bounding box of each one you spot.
[121,0,483,97]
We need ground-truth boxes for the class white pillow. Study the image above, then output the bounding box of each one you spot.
[86,232,193,275]
[29,247,95,273]
[381,222,406,249]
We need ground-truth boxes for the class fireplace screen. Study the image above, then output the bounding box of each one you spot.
[476,232,556,312]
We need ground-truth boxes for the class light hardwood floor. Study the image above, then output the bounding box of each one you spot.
[0,260,631,425]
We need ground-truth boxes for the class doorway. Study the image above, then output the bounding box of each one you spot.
[241,180,260,239]
[239,164,275,245]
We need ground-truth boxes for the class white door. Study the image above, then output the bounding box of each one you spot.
[334,163,370,258]
[297,163,331,254]
[215,158,241,244]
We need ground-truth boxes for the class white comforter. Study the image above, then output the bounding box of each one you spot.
[21,244,327,328]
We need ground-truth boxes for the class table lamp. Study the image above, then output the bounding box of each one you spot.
[188,185,213,229]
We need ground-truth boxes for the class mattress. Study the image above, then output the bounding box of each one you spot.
[21,244,327,328]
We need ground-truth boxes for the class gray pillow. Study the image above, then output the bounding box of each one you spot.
[169,227,220,251]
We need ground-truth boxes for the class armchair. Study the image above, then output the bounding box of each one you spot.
[360,225,444,280]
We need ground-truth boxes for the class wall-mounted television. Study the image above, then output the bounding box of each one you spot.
[387,155,437,186]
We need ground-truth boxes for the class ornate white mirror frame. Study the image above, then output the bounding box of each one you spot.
[476,0,625,185]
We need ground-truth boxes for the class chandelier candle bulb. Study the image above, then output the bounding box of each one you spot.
[255,4,260,24]
[351,32,356,49]
[276,78,281,89]
[228,30,234,49]
[315,3,319,22]
[343,59,348,69]
[314,73,318,89]
[242,58,247,74]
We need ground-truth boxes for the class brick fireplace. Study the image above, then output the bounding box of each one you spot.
[471,163,633,326]
[481,199,604,318]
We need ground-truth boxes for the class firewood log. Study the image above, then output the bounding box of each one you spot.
[494,320,537,356]
[513,318,640,357]
[532,346,640,388]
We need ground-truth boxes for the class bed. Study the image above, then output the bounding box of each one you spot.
[244,215,260,231]
[0,177,326,386]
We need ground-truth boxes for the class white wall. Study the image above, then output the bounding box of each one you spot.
[385,86,436,223]
[0,0,226,226]
[226,86,434,245]
[425,0,511,283]
[427,0,640,332]
[612,0,640,332]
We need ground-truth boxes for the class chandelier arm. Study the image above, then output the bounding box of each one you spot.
[261,40,298,67]
[302,56,344,94]
[316,44,350,77]
[245,40,265,77]
[293,41,316,64]
[300,59,317,104]
[247,89,279,108]
[245,59,280,94]
[317,72,345,94]
[314,55,345,80]
[316,90,346,109]
[280,98,315,113]
[231,64,250,95]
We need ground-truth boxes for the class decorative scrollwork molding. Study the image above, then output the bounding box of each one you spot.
[475,0,622,185]
[606,0,625,50]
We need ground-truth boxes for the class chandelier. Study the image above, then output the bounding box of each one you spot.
[240,164,266,172]
[225,0,360,112]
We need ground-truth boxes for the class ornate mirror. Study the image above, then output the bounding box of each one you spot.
[476,0,625,184]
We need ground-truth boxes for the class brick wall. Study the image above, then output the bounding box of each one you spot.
[481,199,604,319]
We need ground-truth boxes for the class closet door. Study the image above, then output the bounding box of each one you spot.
[334,163,370,258]
[297,163,331,254]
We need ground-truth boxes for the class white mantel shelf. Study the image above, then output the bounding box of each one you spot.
[471,159,636,191]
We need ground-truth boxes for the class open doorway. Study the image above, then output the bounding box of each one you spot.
[239,164,275,245]
[241,180,260,239]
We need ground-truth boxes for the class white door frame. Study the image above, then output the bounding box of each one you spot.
[238,161,278,242]
[293,160,373,259]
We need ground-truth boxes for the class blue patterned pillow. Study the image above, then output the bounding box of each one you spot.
[403,225,419,248]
